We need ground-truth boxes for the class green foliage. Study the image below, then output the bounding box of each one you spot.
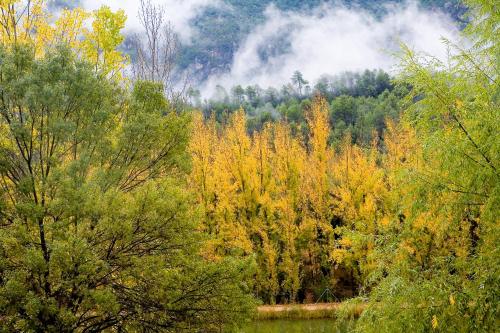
[0,45,255,332]
[352,1,499,331]
[200,69,404,147]
[329,86,406,146]
[2,2,497,333]
[192,8,497,333]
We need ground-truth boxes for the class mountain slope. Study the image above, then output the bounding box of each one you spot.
[179,0,466,81]
[49,0,466,84]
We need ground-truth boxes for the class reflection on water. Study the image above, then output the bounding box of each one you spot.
[241,319,351,333]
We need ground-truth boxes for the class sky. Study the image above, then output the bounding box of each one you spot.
[81,0,220,42]
[77,0,462,96]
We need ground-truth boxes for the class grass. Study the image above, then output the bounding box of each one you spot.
[256,302,365,320]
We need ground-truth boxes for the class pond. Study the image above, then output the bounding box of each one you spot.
[241,319,352,333]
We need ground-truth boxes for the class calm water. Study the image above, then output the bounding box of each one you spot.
[241,319,351,333]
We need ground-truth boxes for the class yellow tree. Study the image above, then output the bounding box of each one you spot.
[190,112,253,258]
[0,1,127,77]
[219,108,256,255]
[194,110,256,254]
[272,122,306,302]
[82,6,128,78]
[299,96,335,297]
[190,110,308,303]
[0,0,51,53]
[330,135,389,289]
[249,124,282,302]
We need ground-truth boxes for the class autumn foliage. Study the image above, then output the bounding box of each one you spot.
[0,1,498,332]
[189,96,397,303]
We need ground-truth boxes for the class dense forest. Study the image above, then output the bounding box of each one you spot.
[0,0,498,333]
[191,69,404,145]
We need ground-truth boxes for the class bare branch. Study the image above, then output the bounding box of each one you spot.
[131,0,189,104]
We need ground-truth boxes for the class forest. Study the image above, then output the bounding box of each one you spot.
[178,0,467,81]
[0,0,498,332]
[190,69,402,144]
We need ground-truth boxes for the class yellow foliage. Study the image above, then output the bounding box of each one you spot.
[0,1,127,78]
[190,99,337,302]
[188,97,429,301]
[82,6,128,78]
[432,315,438,329]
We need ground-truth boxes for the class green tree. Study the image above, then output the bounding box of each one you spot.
[232,85,246,104]
[0,45,254,332]
[291,70,309,96]
[353,1,499,331]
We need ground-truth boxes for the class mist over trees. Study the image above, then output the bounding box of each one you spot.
[52,0,466,88]
[175,0,467,82]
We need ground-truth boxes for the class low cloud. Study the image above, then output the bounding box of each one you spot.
[201,1,461,96]
[75,0,462,98]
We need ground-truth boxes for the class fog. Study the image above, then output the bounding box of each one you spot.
[201,1,461,96]
[78,0,461,96]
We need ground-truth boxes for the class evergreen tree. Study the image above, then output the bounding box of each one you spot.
[291,71,309,96]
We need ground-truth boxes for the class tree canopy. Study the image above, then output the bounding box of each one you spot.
[0,1,498,332]
[0,1,255,332]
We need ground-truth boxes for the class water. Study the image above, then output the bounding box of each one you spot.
[241,319,351,333]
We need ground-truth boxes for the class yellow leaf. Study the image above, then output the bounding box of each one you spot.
[432,315,438,329]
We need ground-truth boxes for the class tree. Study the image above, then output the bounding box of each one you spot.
[264,87,279,105]
[298,96,335,297]
[131,0,186,103]
[330,95,358,127]
[0,1,127,79]
[187,87,201,107]
[231,85,245,104]
[82,5,127,78]
[245,85,258,106]
[0,46,255,332]
[330,136,391,294]
[291,70,309,96]
[353,1,499,331]
[192,96,386,303]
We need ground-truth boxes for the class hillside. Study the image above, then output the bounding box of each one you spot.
[51,0,466,84]
[178,0,466,81]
